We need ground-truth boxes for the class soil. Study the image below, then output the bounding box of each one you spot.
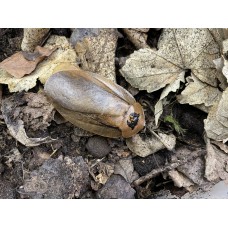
[0,28,210,199]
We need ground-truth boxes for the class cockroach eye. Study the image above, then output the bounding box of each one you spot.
[127,113,140,130]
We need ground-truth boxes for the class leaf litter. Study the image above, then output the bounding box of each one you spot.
[1,28,228,198]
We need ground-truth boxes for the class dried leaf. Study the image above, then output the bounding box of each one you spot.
[204,88,228,141]
[155,71,185,125]
[0,46,56,78]
[168,169,195,189]
[0,35,77,92]
[122,28,150,49]
[126,133,175,157]
[21,28,50,52]
[205,139,228,183]
[121,29,224,107]
[1,92,55,147]
[211,141,228,154]
[157,132,176,151]
[74,28,118,82]
[160,71,185,100]
[177,75,222,112]
[114,158,139,183]
[154,99,163,126]
[120,48,184,93]
[177,156,212,191]
[126,134,164,157]
[94,162,114,185]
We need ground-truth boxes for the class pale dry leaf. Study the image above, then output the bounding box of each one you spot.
[223,39,228,54]
[0,46,56,78]
[154,99,163,126]
[154,71,185,125]
[114,158,139,183]
[0,35,77,92]
[216,87,228,127]
[21,28,50,52]
[177,75,222,112]
[157,132,176,151]
[205,138,228,183]
[211,141,228,154]
[74,28,118,82]
[122,28,150,49]
[213,58,224,72]
[168,169,195,189]
[222,59,228,80]
[160,71,185,100]
[121,29,224,104]
[204,102,228,141]
[126,134,165,157]
[120,48,184,93]
[4,118,54,147]
[126,132,175,157]
[213,57,228,90]
[204,88,228,141]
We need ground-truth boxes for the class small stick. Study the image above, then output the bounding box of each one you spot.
[133,148,206,186]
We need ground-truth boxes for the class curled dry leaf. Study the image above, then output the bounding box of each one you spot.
[0,46,57,78]
[204,88,228,141]
[126,132,176,157]
[122,28,150,49]
[73,28,118,82]
[1,92,55,147]
[177,75,222,112]
[21,28,50,52]
[155,71,185,125]
[0,35,77,92]
[120,29,225,108]
[168,169,195,191]
[205,139,228,183]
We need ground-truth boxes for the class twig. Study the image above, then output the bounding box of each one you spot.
[133,147,206,186]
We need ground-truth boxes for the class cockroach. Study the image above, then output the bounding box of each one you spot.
[44,65,145,138]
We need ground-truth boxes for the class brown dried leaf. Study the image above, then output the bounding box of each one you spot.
[0,46,57,78]
[0,35,77,92]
